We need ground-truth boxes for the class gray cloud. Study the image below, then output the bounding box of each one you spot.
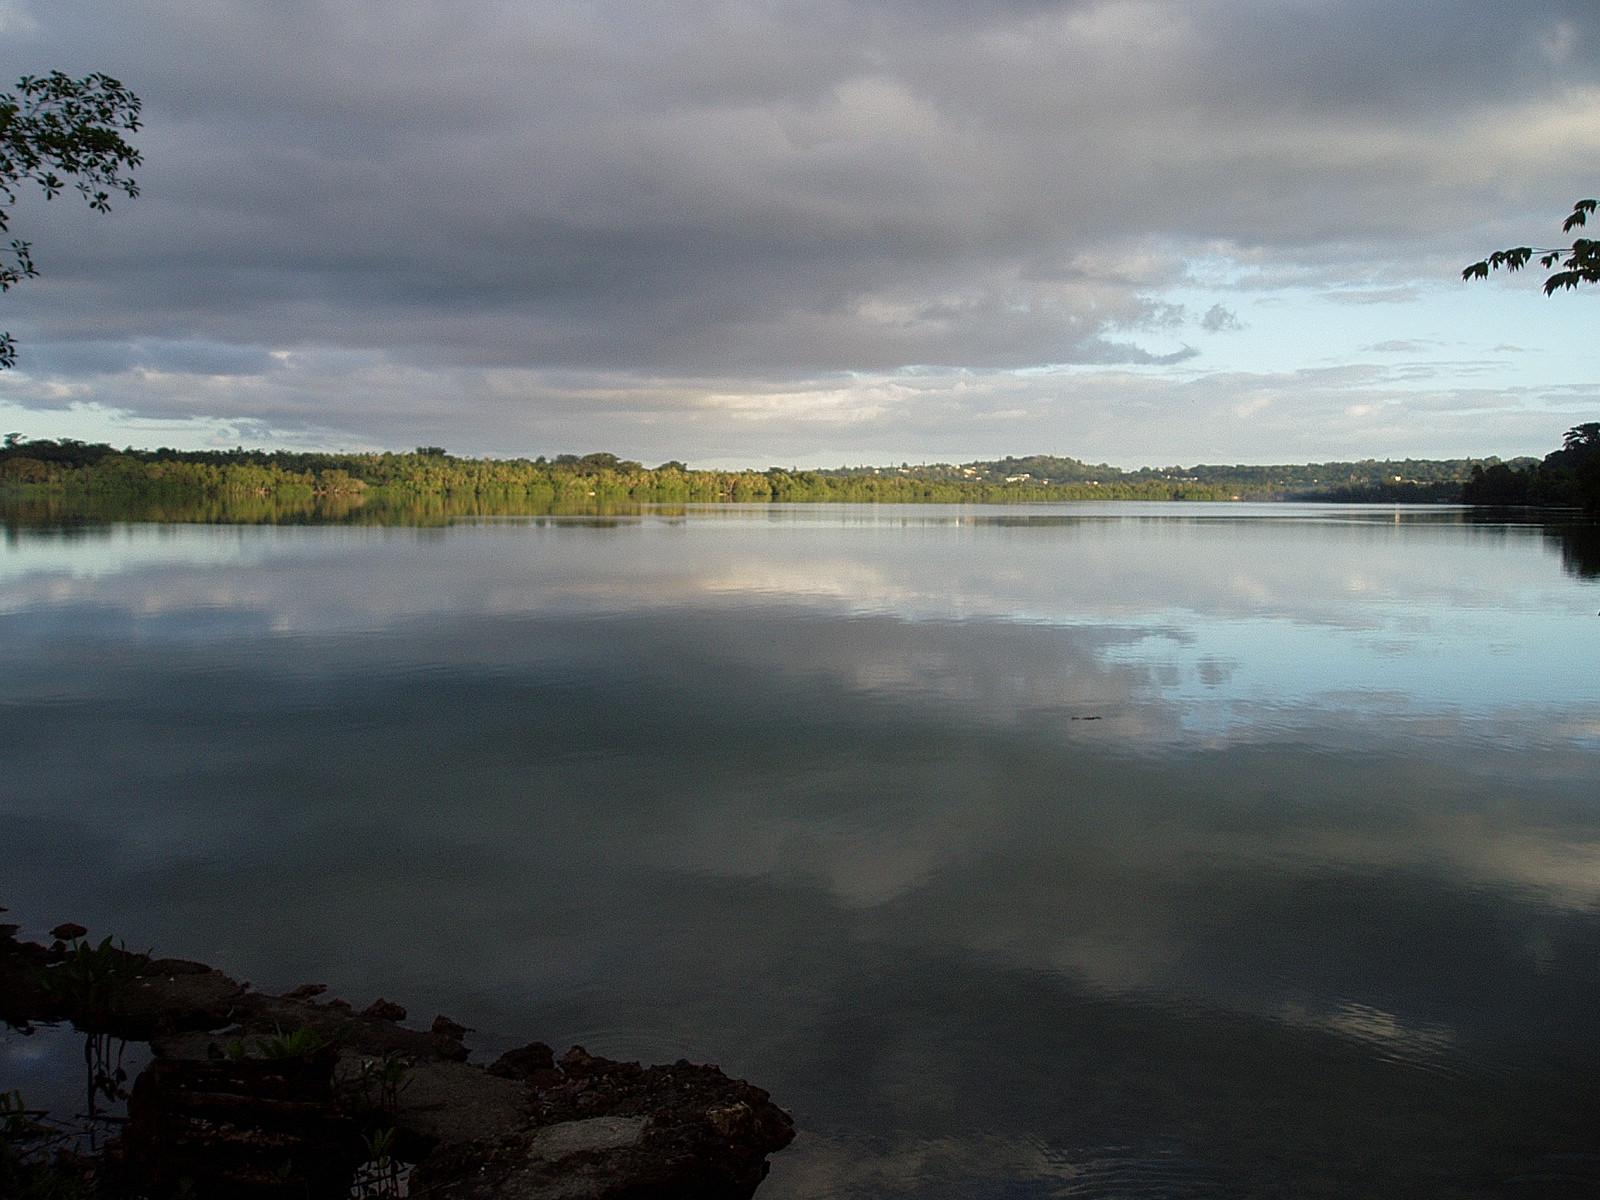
[1200,304,1243,332]
[0,0,1596,451]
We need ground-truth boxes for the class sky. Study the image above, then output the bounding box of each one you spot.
[0,0,1597,469]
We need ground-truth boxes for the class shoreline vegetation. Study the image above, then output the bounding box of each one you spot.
[0,438,1524,515]
[1,427,1595,524]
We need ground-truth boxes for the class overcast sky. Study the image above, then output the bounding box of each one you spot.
[0,0,1597,467]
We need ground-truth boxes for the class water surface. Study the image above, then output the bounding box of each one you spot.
[2,503,1598,1197]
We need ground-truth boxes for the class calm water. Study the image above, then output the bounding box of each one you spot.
[3,502,1600,1198]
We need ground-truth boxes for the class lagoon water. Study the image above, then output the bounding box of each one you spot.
[3,502,1600,1197]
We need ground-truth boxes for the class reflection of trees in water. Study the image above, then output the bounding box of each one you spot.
[1546,521,1600,579]
[1462,510,1600,581]
[8,499,1600,582]
[1,492,672,534]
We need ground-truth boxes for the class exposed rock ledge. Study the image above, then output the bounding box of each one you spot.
[0,915,794,1198]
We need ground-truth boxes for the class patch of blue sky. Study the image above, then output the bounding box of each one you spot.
[1155,279,1599,404]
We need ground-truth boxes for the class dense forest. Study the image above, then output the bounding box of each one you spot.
[0,436,1529,514]
[1458,423,1600,513]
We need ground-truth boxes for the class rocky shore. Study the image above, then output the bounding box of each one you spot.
[0,913,795,1198]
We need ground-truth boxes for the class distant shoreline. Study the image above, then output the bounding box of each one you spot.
[1,439,1491,508]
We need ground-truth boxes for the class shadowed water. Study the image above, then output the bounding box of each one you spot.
[2,502,1598,1197]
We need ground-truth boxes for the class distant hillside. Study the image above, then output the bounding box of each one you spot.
[817,453,1527,501]
[0,437,1531,509]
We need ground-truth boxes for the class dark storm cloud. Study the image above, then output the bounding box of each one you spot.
[26,338,285,378]
[0,0,1595,448]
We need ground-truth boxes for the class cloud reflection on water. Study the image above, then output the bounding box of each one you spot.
[1,507,1598,1197]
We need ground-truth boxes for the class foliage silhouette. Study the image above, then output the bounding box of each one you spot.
[1463,198,1600,294]
[0,72,141,368]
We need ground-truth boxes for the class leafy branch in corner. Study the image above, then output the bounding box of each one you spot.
[1463,198,1600,294]
[0,71,142,368]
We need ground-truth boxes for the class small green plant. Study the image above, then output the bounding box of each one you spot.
[353,1052,409,1117]
[349,1059,412,1198]
[353,1126,405,1199]
[210,1024,333,1060]
[254,1024,330,1058]
[41,935,150,1022]
[362,1126,395,1158]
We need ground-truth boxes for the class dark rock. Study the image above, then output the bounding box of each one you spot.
[145,957,218,976]
[1,940,223,1037]
[362,997,407,1022]
[229,992,471,1063]
[491,1040,558,1079]
[414,1116,654,1200]
[0,934,61,1027]
[561,1044,598,1070]
[388,1059,532,1149]
[102,963,248,1039]
[0,915,795,1198]
[119,1044,365,1200]
[149,1027,246,1059]
[413,1048,794,1200]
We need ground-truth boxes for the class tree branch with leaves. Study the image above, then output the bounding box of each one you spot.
[0,71,142,369]
[1463,198,1600,294]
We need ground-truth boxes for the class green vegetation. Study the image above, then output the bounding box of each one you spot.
[0,437,1520,524]
[355,1125,404,1199]
[41,936,150,1027]
[223,1024,331,1060]
[1460,423,1600,513]
[352,1053,409,1118]
[0,440,1250,508]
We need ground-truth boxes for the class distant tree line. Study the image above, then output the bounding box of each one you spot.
[1459,424,1600,513]
[0,435,1586,509]
[839,452,1503,500]
[0,440,1262,505]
